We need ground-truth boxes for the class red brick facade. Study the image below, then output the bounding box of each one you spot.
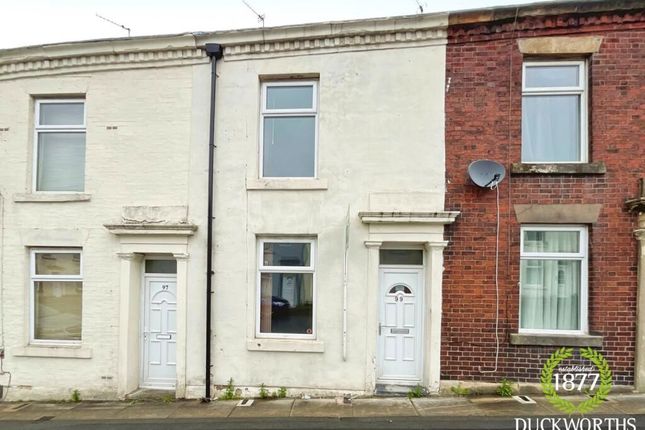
[443,3,645,385]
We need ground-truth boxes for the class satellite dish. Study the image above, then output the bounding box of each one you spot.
[468,160,506,188]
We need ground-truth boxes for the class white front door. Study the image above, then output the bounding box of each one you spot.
[377,269,423,383]
[142,276,177,389]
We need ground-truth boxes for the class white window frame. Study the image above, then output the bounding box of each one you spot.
[256,238,316,339]
[519,225,588,335]
[33,99,86,193]
[29,248,83,345]
[259,81,319,178]
[521,60,587,163]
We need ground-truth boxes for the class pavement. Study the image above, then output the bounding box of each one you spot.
[0,393,644,429]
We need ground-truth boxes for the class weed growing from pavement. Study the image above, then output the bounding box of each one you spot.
[496,379,514,397]
[70,389,81,403]
[450,384,471,397]
[259,383,269,399]
[220,378,239,400]
[407,385,425,398]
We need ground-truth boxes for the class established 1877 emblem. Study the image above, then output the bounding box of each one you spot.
[541,347,612,415]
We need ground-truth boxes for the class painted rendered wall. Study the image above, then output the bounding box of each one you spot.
[0,62,208,400]
[208,41,448,394]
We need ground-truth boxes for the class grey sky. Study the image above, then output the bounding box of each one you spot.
[1,0,545,50]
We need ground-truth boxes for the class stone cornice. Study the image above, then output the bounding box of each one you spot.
[0,13,448,77]
[218,27,447,60]
[0,13,448,78]
[0,47,206,80]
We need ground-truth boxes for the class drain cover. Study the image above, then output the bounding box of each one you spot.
[512,395,536,404]
[236,399,254,407]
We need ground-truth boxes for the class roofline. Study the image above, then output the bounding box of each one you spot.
[0,0,640,62]
[0,12,448,63]
[449,0,644,26]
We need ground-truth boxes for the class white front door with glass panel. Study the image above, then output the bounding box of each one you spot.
[377,269,423,383]
[142,276,177,389]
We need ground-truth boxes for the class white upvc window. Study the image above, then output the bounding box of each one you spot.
[30,249,83,344]
[34,99,86,192]
[521,61,587,163]
[256,238,316,339]
[519,226,588,335]
[260,81,318,178]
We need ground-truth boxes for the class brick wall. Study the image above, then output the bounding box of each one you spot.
[443,8,644,384]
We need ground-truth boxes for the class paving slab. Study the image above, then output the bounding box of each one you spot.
[168,399,237,418]
[412,397,481,416]
[0,402,77,421]
[469,397,553,416]
[291,399,352,417]
[52,402,129,420]
[534,395,625,415]
[608,394,645,415]
[228,399,294,418]
[352,398,416,417]
[114,401,180,419]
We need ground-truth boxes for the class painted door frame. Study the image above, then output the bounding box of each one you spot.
[376,266,425,385]
[140,273,178,389]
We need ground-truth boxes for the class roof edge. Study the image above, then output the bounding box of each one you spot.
[449,0,645,26]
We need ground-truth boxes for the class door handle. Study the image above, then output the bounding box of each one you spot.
[378,323,382,336]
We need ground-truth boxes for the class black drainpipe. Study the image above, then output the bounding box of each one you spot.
[203,43,223,402]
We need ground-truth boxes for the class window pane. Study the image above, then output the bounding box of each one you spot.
[380,250,423,265]
[259,273,313,335]
[263,116,315,177]
[523,230,580,253]
[35,252,81,275]
[37,132,86,191]
[263,242,311,267]
[266,86,313,110]
[520,260,580,331]
[39,103,84,126]
[522,95,580,162]
[145,260,177,274]
[525,65,579,88]
[34,281,82,341]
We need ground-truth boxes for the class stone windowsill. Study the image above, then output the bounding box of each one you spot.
[510,333,603,347]
[246,178,328,191]
[511,162,606,175]
[246,338,324,353]
[13,193,92,203]
[13,345,93,359]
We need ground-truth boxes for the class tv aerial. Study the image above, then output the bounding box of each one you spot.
[96,13,131,37]
[468,160,506,189]
[242,0,265,27]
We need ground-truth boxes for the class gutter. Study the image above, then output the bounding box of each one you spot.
[203,42,223,402]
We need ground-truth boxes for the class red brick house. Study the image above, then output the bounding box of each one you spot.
[443,0,644,389]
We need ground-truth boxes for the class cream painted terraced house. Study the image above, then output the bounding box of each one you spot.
[0,13,456,400]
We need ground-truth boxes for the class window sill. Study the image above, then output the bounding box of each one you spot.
[246,178,328,191]
[510,333,603,347]
[510,162,606,175]
[246,338,324,353]
[13,345,92,359]
[13,193,91,203]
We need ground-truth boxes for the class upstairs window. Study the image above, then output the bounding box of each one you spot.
[34,100,86,191]
[521,61,586,163]
[260,82,317,178]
